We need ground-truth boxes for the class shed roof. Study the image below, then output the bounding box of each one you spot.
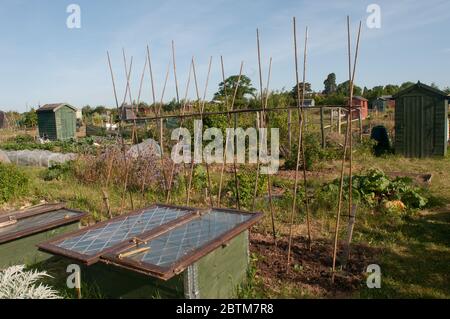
[37,103,77,113]
[353,96,368,101]
[393,82,448,99]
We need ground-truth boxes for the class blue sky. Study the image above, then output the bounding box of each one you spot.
[1,0,449,112]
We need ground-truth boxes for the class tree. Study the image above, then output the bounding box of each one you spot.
[20,109,38,128]
[93,106,107,114]
[430,82,439,90]
[336,80,362,96]
[163,98,181,112]
[383,84,400,95]
[82,105,93,116]
[323,73,337,95]
[399,82,415,91]
[364,85,384,101]
[214,75,256,108]
[291,82,312,101]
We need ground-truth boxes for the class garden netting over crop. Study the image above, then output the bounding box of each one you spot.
[2,150,76,167]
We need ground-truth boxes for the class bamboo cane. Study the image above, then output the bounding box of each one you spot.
[166,59,193,203]
[287,18,311,269]
[331,17,362,283]
[215,59,244,209]
[185,57,214,207]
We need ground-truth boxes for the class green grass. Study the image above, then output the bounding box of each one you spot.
[2,132,449,299]
[352,153,450,298]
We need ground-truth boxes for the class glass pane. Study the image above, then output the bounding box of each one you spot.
[55,206,192,257]
[122,210,252,268]
[0,209,82,237]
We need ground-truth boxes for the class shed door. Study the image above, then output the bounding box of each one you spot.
[422,96,436,156]
[403,96,422,157]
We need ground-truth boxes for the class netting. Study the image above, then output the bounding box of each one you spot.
[3,150,76,167]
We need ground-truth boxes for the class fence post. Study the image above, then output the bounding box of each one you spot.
[256,112,260,129]
[288,109,292,153]
[330,108,334,132]
[337,107,342,135]
[358,108,363,143]
[320,106,325,148]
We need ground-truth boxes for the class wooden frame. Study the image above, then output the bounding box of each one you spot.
[37,204,201,265]
[101,208,262,281]
[0,204,86,244]
[38,204,262,280]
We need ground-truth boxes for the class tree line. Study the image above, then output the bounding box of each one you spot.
[4,73,449,128]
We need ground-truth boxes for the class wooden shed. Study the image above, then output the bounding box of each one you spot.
[37,103,77,140]
[393,82,448,158]
[39,204,262,299]
[0,111,8,129]
[352,96,369,120]
[372,95,395,112]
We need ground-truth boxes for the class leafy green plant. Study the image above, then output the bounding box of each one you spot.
[0,136,96,154]
[226,168,267,208]
[192,165,207,191]
[284,133,340,171]
[0,163,29,203]
[42,162,74,181]
[236,253,262,299]
[318,169,428,213]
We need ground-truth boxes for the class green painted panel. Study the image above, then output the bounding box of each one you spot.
[196,231,249,299]
[55,106,76,140]
[51,231,249,299]
[395,85,448,157]
[81,263,185,299]
[37,111,57,140]
[0,222,79,269]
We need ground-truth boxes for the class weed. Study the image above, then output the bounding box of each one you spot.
[0,163,29,203]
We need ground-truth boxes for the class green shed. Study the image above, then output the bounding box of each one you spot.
[393,82,448,158]
[37,103,77,140]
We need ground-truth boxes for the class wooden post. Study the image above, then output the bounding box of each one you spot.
[330,108,334,132]
[304,108,308,130]
[256,112,260,129]
[288,109,292,152]
[342,204,357,267]
[320,106,325,148]
[160,118,164,155]
[358,108,363,143]
[102,189,112,219]
[337,107,342,135]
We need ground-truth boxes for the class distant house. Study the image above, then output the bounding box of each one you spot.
[0,111,8,129]
[75,108,83,120]
[119,104,153,120]
[36,103,77,140]
[394,82,448,157]
[372,95,395,112]
[347,96,368,120]
[119,104,138,121]
[302,99,315,107]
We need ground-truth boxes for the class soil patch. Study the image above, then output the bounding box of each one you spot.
[250,232,379,297]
